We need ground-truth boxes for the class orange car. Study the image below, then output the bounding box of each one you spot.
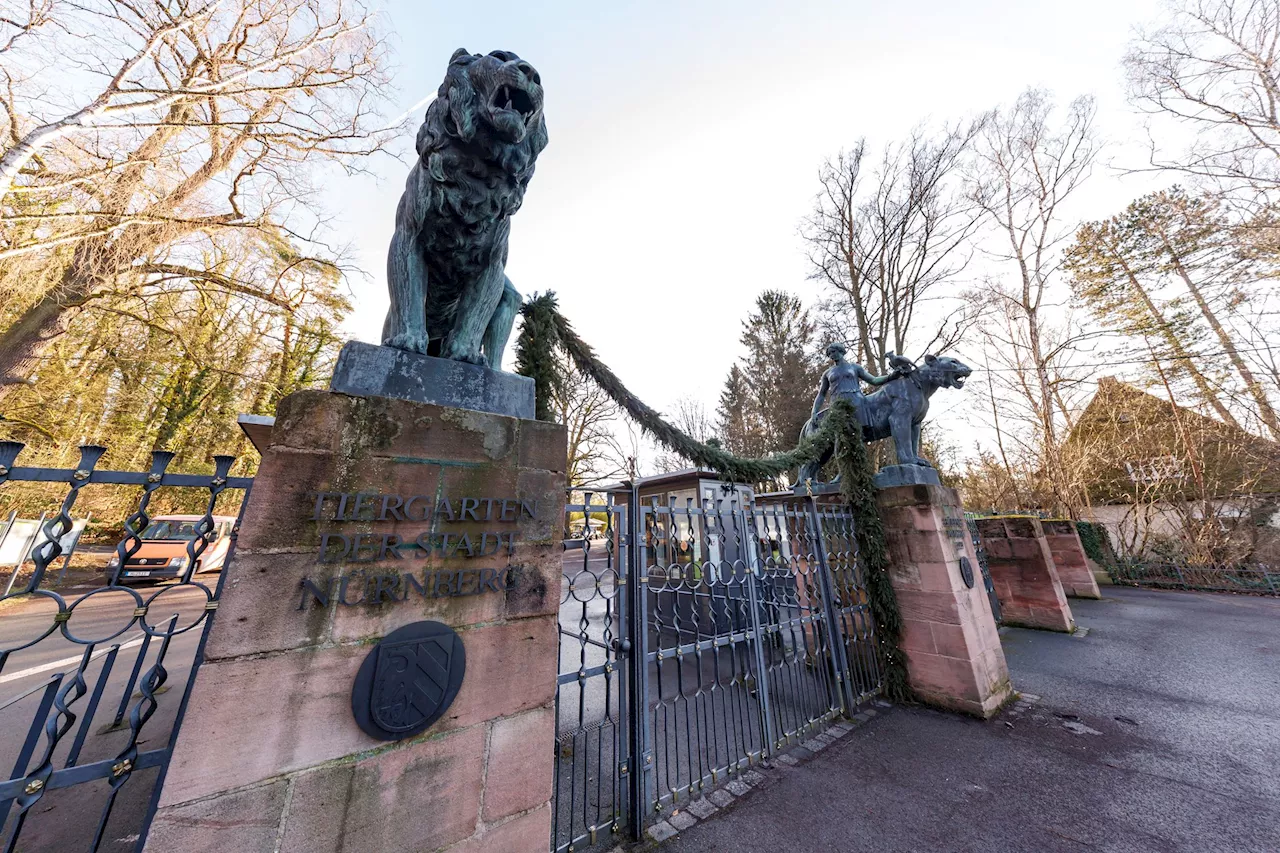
[107,515,237,582]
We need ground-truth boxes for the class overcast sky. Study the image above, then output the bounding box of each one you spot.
[334,0,1174,465]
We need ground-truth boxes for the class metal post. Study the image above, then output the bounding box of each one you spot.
[55,512,90,588]
[624,483,652,840]
[0,510,16,597]
[806,495,856,715]
[3,512,43,597]
[738,500,777,756]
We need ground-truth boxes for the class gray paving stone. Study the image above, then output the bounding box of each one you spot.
[830,722,855,736]
[727,779,751,797]
[801,738,828,752]
[741,770,766,786]
[776,753,798,766]
[708,789,736,808]
[686,798,718,819]
[669,811,698,831]
[647,821,678,843]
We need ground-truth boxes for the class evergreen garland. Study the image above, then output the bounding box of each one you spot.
[516,293,912,704]
[515,294,564,421]
[831,412,912,702]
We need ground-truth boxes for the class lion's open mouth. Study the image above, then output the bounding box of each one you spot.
[492,85,536,121]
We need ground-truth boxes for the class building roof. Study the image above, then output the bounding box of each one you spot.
[1063,377,1280,503]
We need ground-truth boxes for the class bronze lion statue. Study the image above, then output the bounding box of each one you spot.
[383,49,548,368]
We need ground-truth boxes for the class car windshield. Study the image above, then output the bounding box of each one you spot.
[139,520,202,541]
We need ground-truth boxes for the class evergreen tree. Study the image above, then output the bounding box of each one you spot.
[716,364,766,458]
[716,291,824,461]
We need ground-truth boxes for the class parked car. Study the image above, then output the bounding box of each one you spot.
[106,515,236,582]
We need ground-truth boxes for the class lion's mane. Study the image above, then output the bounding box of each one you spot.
[415,57,549,231]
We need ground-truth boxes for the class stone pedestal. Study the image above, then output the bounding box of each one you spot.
[974,517,1076,633]
[1041,519,1102,599]
[876,484,1013,718]
[146,389,566,853]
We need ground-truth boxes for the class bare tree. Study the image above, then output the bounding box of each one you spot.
[552,355,630,488]
[652,395,716,475]
[965,89,1100,513]
[1127,0,1280,206]
[0,0,391,399]
[803,120,984,372]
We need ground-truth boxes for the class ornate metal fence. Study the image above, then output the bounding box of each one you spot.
[1109,560,1279,596]
[552,489,882,852]
[0,442,251,853]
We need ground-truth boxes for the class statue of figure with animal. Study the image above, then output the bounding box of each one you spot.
[797,343,972,488]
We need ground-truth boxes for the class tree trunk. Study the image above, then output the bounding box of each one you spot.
[1108,246,1243,430]
[0,292,79,404]
[1162,240,1280,439]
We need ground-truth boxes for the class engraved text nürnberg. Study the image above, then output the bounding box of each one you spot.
[297,491,536,610]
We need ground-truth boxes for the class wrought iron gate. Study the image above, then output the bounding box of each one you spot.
[0,443,251,853]
[553,488,883,852]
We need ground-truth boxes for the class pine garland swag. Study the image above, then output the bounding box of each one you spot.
[515,292,912,704]
[832,413,913,703]
[515,294,564,421]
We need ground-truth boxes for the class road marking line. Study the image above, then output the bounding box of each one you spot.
[0,635,146,685]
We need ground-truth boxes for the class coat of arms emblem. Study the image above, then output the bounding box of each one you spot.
[352,621,467,741]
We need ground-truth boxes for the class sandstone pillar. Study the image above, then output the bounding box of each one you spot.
[1041,519,1102,599]
[974,516,1076,632]
[876,484,1013,718]
[146,389,566,853]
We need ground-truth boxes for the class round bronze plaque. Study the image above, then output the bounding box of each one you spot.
[351,620,466,741]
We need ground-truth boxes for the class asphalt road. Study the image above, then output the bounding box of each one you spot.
[660,587,1280,853]
[0,578,213,853]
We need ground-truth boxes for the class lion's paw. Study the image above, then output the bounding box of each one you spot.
[385,332,429,354]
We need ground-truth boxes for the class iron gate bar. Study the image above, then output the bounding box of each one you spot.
[552,486,886,850]
[807,496,857,716]
[0,442,250,853]
[552,489,630,853]
[814,503,885,704]
[137,471,250,851]
[739,502,778,759]
[624,483,650,843]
